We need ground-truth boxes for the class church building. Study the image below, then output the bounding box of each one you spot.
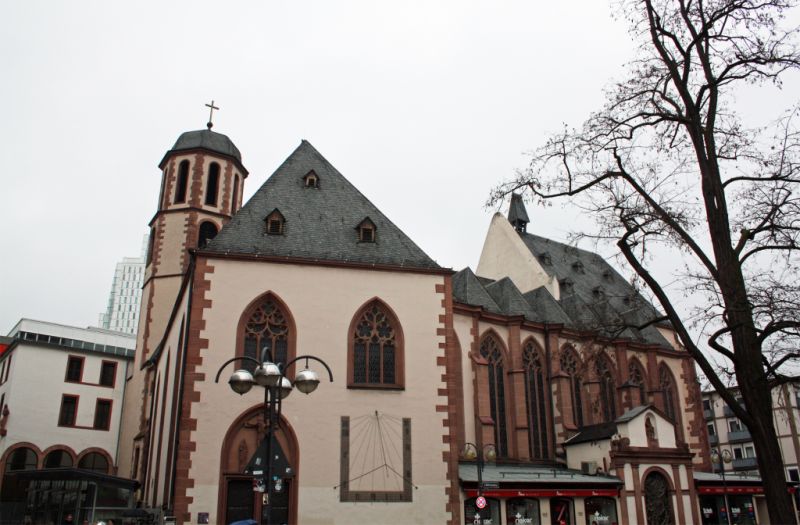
[118,124,715,525]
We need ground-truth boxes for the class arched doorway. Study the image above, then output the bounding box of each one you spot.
[219,405,299,525]
[644,471,674,525]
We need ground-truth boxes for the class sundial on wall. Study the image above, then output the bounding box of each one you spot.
[338,411,414,501]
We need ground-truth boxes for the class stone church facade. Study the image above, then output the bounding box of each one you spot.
[118,125,714,524]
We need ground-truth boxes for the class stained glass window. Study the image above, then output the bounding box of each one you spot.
[660,364,679,423]
[629,359,647,406]
[523,341,548,459]
[242,296,290,372]
[560,348,584,427]
[352,301,400,386]
[596,356,617,422]
[481,334,507,457]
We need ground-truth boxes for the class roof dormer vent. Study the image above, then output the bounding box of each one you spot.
[265,209,286,236]
[592,286,606,299]
[559,278,574,294]
[572,260,585,274]
[356,217,376,243]
[538,252,552,266]
[303,170,320,189]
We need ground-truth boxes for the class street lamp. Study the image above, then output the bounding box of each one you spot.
[710,447,733,525]
[215,348,333,525]
[460,442,497,496]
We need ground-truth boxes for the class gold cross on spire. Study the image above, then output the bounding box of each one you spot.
[205,100,219,129]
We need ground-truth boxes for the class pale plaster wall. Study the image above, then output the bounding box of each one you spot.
[476,213,557,296]
[565,441,610,471]
[118,275,184,478]
[0,343,127,461]
[454,315,475,444]
[185,259,450,524]
[617,410,677,448]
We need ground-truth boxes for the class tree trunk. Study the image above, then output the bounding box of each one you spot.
[738,370,796,523]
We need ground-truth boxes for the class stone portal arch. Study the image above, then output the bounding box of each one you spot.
[218,404,299,525]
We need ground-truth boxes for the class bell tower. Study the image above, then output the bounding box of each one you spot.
[118,113,248,499]
[141,117,248,365]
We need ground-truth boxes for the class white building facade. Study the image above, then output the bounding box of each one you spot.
[0,319,135,499]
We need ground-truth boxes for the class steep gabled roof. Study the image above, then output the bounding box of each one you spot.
[207,140,440,270]
[522,287,572,325]
[485,277,536,317]
[453,268,502,314]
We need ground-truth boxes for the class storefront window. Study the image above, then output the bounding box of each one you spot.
[584,497,618,525]
[506,498,540,525]
[465,497,501,525]
[549,498,574,525]
[699,495,757,525]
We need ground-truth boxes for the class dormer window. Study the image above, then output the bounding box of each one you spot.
[592,286,606,299]
[602,269,613,282]
[559,278,574,294]
[356,218,376,243]
[265,209,286,236]
[538,252,552,266]
[303,170,320,189]
[572,260,585,274]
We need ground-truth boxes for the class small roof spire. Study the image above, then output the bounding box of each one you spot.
[508,193,530,233]
[205,100,219,130]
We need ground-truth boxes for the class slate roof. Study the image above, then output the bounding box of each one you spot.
[162,129,243,165]
[563,405,658,445]
[452,202,671,346]
[206,140,441,270]
[562,422,618,446]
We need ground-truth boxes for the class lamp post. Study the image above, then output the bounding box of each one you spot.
[215,348,333,525]
[710,447,733,525]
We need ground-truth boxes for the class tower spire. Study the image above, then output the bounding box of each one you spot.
[508,193,530,233]
[205,100,220,129]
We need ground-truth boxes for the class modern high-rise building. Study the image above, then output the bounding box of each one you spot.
[98,235,147,334]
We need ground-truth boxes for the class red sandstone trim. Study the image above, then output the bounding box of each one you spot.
[173,258,214,523]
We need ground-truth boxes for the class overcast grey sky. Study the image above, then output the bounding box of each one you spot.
[1,1,797,336]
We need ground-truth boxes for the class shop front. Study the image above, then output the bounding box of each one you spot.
[1,468,139,524]
[459,464,622,525]
[694,471,799,525]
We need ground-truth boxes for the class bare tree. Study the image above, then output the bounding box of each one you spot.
[490,0,800,521]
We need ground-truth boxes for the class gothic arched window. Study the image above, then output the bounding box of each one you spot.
[523,340,548,459]
[659,364,679,423]
[206,162,220,206]
[596,355,617,422]
[349,300,403,388]
[560,348,584,428]
[175,160,189,203]
[629,359,647,407]
[240,294,292,372]
[481,334,508,457]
